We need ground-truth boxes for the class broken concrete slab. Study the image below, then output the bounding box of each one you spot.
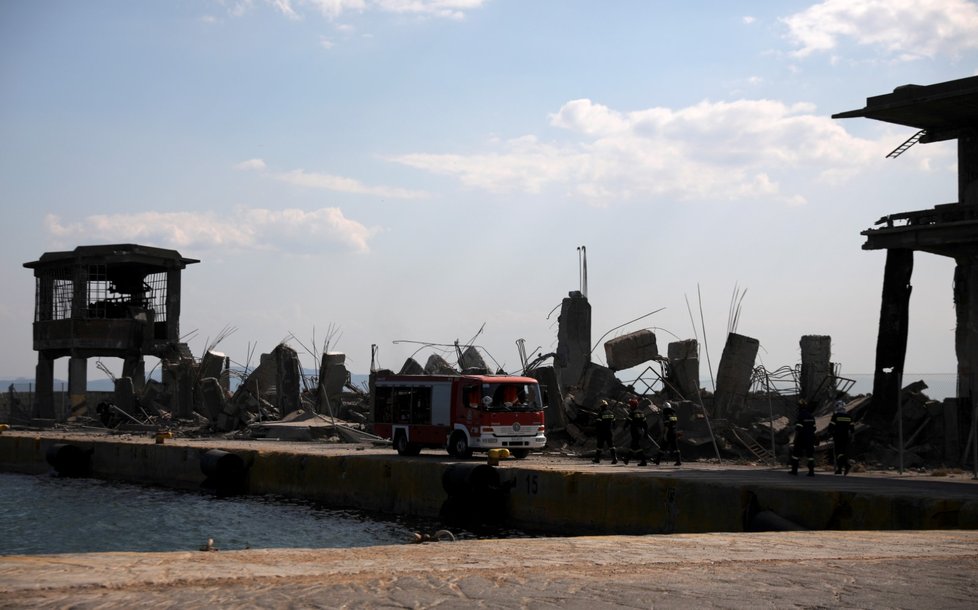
[319,352,349,416]
[199,377,228,423]
[666,339,700,401]
[604,329,658,372]
[424,354,456,375]
[714,333,759,419]
[250,410,382,443]
[399,358,424,375]
[459,346,488,373]
[800,335,833,406]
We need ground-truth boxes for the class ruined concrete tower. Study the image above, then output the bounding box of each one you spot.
[24,244,198,420]
[555,291,591,388]
[833,76,978,424]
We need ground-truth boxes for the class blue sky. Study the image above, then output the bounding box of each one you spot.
[2,0,977,396]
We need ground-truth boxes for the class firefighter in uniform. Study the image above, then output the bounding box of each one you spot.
[653,401,681,466]
[621,398,648,466]
[790,398,817,476]
[593,400,618,464]
[828,395,853,475]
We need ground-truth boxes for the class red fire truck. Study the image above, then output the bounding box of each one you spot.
[372,373,547,458]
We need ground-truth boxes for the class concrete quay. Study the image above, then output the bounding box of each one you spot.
[1,431,977,535]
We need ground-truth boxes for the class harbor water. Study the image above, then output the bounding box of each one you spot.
[0,472,448,555]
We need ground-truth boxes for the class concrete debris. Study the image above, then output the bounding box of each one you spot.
[424,354,456,375]
[399,357,424,375]
[249,409,382,443]
[665,340,699,401]
[604,329,658,372]
[799,335,833,405]
[459,346,488,373]
[714,333,759,419]
[555,291,591,388]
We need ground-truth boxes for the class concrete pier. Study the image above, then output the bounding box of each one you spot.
[1,531,976,608]
[1,431,976,534]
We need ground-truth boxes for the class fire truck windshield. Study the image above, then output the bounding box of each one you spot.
[481,382,543,412]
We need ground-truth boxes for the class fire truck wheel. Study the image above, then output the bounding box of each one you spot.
[511,449,530,459]
[394,432,419,456]
[448,431,472,458]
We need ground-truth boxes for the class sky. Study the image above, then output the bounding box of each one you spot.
[1,0,977,397]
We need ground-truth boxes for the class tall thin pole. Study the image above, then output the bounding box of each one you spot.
[972,399,978,480]
[582,246,588,298]
[766,371,776,465]
[577,247,582,294]
[897,375,904,474]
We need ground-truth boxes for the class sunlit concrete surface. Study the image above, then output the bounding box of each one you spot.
[1,530,977,608]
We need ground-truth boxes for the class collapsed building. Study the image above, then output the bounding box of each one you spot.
[13,245,965,469]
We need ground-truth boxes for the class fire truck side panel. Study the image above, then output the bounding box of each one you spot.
[431,382,451,426]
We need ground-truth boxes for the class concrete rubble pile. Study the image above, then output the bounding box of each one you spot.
[22,285,967,469]
[82,341,375,444]
[534,292,963,470]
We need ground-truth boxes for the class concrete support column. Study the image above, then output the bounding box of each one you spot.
[122,355,145,393]
[68,356,88,419]
[176,360,195,419]
[555,292,591,389]
[666,340,700,401]
[799,335,832,406]
[275,344,301,417]
[959,127,977,205]
[870,248,914,424]
[166,269,181,342]
[71,266,87,319]
[34,353,55,420]
[954,255,978,459]
[714,333,759,419]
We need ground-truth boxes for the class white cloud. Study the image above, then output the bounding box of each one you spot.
[226,0,256,17]
[782,0,978,60]
[373,0,487,20]
[43,207,380,254]
[251,0,482,20]
[271,0,301,19]
[306,0,367,19]
[274,168,429,199]
[391,97,910,205]
[234,158,268,171]
[743,16,756,25]
[319,36,335,49]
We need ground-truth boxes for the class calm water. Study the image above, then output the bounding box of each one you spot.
[0,472,442,555]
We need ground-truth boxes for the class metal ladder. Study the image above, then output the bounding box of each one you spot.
[728,426,774,462]
[886,129,926,158]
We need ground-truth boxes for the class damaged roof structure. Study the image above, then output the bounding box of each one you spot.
[833,75,978,467]
[23,244,198,421]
